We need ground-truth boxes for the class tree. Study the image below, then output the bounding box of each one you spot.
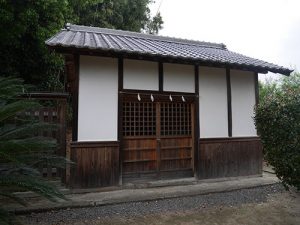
[0,77,68,224]
[258,78,278,102]
[68,0,163,34]
[0,0,163,91]
[145,12,163,34]
[0,0,70,90]
[255,72,300,190]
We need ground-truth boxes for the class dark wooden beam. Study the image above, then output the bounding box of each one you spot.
[72,54,79,141]
[195,66,199,95]
[121,92,196,103]
[199,136,260,143]
[117,57,123,185]
[120,89,196,96]
[194,66,200,178]
[159,62,163,92]
[71,141,120,148]
[118,57,124,140]
[118,57,124,92]
[226,68,232,137]
[254,72,259,106]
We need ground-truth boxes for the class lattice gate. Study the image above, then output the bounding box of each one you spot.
[121,93,195,182]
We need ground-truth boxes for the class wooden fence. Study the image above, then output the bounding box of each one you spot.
[21,93,68,180]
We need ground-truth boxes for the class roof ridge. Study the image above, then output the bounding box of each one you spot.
[65,24,227,50]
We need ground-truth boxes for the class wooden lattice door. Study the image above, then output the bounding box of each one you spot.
[122,96,194,182]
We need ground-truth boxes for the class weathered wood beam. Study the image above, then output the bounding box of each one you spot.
[226,68,232,137]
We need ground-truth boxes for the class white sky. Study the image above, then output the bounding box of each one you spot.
[150,0,300,80]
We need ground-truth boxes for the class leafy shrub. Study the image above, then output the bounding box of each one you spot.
[255,73,300,190]
[0,77,68,224]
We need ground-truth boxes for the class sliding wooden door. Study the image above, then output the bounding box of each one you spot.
[122,95,194,182]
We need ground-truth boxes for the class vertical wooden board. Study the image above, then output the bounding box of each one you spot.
[238,141,250,176]
[227,141,240,177]
[198,138,263,180]
[69,142,120,188]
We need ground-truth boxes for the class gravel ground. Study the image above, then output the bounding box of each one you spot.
[22,184,285,225]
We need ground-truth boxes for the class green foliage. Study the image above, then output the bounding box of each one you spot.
[0,0,70,90]
[145,12,163,34]
[68,0,163,33]
[0,77,68,225]
[255,72,300,190]
[258,79,278,102]
[0,0,163,91]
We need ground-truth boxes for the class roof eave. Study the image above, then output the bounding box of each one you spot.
[46,44,293,76]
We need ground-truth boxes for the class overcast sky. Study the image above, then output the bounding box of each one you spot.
[150,0,300,80]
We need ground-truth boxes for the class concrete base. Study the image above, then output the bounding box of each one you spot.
[6,173,279,214]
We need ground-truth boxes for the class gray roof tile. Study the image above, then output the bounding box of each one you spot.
[46,24,293,75]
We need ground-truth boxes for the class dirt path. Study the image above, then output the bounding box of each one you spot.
[21,185,300,225]
[83,192,300,225]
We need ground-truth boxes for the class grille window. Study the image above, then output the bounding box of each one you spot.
[160,102,191,136]
[122,102,156,136]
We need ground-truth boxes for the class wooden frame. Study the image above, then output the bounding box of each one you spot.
[118,57,124,184]
[72,54,79,141]
[226,67,232,137]
[194,65,200,177]
[159,62,163,92]
[121,93,195,181]
[64,51,262,186]
[120,89,196,96]
[118,58,124,140]
[71,141,119,148]
[254,72,259,105]
[200,136,260,143]
[120,92,196,104]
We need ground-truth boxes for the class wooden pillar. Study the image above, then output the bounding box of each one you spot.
[118,57,123,185]
[226,67,232,137]
[194,65,200,178]
[254,72,259,106]
[72,54,79,141]
[159,62,163,92]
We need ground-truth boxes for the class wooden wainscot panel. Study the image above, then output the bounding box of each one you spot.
[198,137,262,179]
[70,141,120,188]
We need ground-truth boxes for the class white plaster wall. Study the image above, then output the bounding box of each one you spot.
[163,63,195,93]
[199,66,228,138]
[78,56,118,141]
[123,59,159,90]
[231,70,257,136]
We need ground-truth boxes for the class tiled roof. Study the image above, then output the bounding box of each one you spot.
[46,24,292,75]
